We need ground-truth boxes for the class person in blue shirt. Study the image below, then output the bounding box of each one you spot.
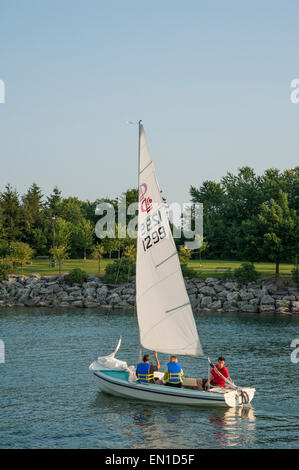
[163,356,184,388]
[136,351,160,384]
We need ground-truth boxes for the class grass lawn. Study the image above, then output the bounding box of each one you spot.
[15,257,294,278]
[19,258,114,277]
[188,259,293,277]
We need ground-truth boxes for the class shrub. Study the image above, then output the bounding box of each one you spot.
[234,262,259,284]
[65,268,88,285]
[0,241,10,258]
[220,269,234,280]
[0,259,13,281]
[291,257,299,285]
[104,257,135,284]
[180,263,200,278]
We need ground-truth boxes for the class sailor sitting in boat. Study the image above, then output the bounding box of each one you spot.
[163,356,184,388]
[136,352,160,384]
[196,356,234,390]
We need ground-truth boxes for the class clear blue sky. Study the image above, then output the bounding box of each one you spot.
[0,0,298,205]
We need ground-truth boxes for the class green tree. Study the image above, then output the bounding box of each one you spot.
[49,245,69,274]
[190,166,298,261]
[123,242,136,262]
[194,235,209,264]
[54,217,72,248]
[178,246,192,264]
[0,205,5,241]
[46,186,62,215]
[101,236,116,259]
[258,191,298,276]
[21,183,46,253]
[10,241,34,274]
[92,244,106,274]
[0,184,22,241]
[22,183,44,228]
[73,218,95,260]
[190,180,226,259]
[59,197,84,223]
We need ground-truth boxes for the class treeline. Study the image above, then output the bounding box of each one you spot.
[0,165,298,275]
[190,166,299,274]
[0,183,138,260]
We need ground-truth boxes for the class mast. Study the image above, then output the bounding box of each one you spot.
[137,120,142,362]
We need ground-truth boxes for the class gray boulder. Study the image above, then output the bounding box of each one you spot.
[201,296,212,308]
[240,303,258,313]
[227,291,240,302]
[210,300,222,310]
[239,290,254,301]
[261,295,275,305]
[199,286,216,296]
[259,304,275,312]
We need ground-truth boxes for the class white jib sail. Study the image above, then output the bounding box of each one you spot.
[136,121,204,357]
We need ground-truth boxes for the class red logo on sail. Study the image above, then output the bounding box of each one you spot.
[139,183,153,213]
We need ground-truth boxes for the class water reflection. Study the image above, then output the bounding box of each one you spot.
[208,406,256,448]
[92,391,256,449]
[125,407,185,449]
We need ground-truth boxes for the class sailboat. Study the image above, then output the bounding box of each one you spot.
[89,121,255,407]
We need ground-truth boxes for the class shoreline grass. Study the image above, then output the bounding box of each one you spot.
[8,258,295,278]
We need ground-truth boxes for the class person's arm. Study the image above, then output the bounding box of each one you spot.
[154,351,160,370]
[224,367,234,385]
[206,373,214,386]
[163,367,168,382]
[227,375,234,385]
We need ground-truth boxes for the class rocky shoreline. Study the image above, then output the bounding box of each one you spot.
[0,273,299,314]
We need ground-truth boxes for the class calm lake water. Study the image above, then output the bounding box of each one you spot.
[0,307,299,449]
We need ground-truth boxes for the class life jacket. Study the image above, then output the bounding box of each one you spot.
[167,362,182,383]
[136,362,154,383]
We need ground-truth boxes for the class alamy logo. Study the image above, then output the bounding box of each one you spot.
[290,79,299,104]
[290,339,299,364]
[94,196,203,250]
[0,339,4,364]
[0,80,5,104]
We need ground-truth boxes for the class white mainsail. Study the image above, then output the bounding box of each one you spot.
[136,121,203,357]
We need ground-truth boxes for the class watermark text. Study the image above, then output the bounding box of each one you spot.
[0,80,5,103]
[0,339,5,364]
[94,198,203,249]
[290,79,299,104]
[290,338,299,364]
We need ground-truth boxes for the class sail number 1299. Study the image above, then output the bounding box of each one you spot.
[141,209,167,252]
[142,226,166,251]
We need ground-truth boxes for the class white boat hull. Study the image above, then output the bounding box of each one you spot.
[92,370,255,408]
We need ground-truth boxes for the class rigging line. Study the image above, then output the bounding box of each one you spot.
[155,251,177,268]
[139,161,153,175]
[166,302,191,314]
